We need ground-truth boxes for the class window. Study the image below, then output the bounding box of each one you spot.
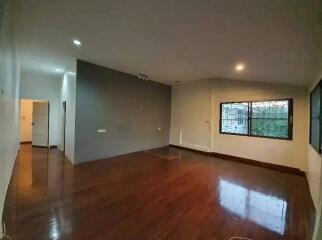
[220,99,293,140]
[310,80,321,153]
[221,102,248,135]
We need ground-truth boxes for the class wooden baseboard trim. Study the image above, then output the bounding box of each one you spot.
[32,145,49,149]
[20,141,32,144]
[211,152,305,176]
[170,144,305,176]
[28,144,58,149]
[31,145,58,149]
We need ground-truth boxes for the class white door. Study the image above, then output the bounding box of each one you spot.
[32,101,49,147]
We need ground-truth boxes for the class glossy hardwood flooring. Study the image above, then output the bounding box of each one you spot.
[4,144,315,240]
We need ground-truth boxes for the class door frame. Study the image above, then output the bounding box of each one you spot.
[47,102,50,148]
[62,101,66,153]
[19,98,51,148]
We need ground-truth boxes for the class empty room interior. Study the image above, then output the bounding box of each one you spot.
[1,0,322,239]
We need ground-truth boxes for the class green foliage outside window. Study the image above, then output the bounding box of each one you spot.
[220,99,292,140]
[251,100,289,138]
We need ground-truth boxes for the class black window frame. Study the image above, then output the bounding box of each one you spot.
[309,80,321,153]
[219,98,293,140]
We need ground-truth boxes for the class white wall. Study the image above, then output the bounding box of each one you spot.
[170,80,211,151]
[60,72,76,163]
[0,0,20,229]
[20,71,61,147]
[19,99,33,142]
[19,70,77,163]
[171,78,308,171]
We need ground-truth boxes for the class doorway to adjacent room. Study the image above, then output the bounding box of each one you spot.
[20,99,50,147]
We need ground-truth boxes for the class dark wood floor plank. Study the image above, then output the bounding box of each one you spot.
[3,144,315,240]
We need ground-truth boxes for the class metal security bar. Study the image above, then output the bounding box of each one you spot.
[220,99,293,140]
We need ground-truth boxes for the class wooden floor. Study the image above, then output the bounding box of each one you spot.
[4,144,315,240]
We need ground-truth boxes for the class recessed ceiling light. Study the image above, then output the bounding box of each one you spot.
[73,39,82,46]
[235,63,245,72]
[55,68,63,73]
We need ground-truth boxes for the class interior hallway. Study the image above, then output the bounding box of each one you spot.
[4,144,315,240]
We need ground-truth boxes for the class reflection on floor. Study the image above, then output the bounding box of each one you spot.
[4,144,315,240]
[219,179,287,234]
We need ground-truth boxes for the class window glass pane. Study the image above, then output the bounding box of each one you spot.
[311,86,320,118]
[310,118,320,152]
[251,100,289,139]
[251,119,288,138]
[220,100,292,140]
[310,83,321,153]
[252,100,289,119]
[221,103,248,134]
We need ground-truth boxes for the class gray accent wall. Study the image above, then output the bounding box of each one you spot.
[75,60,171,163]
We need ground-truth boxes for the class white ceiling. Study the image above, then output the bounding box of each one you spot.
[13,0,322,85]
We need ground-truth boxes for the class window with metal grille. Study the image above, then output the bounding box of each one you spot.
[310,81,321,153]
[220,99,293,140]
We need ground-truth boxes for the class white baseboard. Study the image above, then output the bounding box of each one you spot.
[176,142,210,152]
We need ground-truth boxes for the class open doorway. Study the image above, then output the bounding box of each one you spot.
[20,99,50,147]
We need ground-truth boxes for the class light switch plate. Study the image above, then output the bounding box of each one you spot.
[97,129,106,133]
